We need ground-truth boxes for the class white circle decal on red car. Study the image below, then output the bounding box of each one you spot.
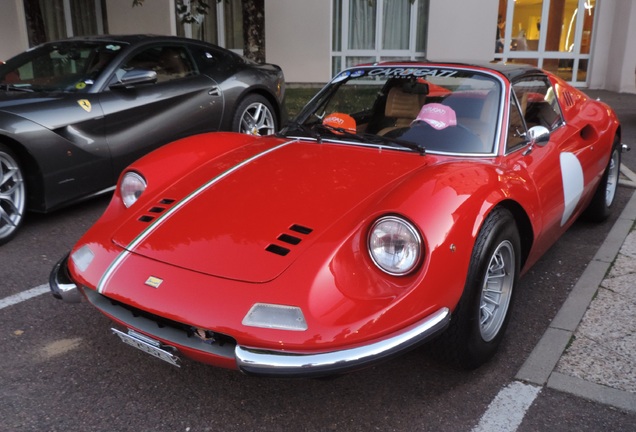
[560,152,584,226]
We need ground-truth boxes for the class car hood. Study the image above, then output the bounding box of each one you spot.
[112,139,428,283]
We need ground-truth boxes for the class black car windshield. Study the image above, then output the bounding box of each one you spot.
[282,65,503,155]
[0,41,125,93]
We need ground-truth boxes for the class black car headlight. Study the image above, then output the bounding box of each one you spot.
[120,172,146,208]
[368,216,422,276]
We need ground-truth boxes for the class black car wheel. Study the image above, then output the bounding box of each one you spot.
[232,94,277,136]
[583,137,621,222]
[0,144,27,245]
[436,207,520,369]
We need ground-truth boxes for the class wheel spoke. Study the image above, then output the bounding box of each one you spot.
[251,104,264,124]
[0,205,20,227]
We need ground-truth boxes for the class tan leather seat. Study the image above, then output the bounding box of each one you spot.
[158,48,189,80]
[378,87,424,135]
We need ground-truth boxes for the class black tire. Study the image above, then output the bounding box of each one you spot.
[0,144,27,245]
[231,94,277,136]
[583,137,621,222]
[435,207,520,369]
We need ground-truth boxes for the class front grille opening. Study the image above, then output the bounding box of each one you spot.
[266,244,290,256]
[107,296,236,347]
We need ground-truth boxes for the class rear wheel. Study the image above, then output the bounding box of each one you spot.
[584,137,621,222]
[0,144,26,245]
[435,207,520,369]
[232,94,277,136]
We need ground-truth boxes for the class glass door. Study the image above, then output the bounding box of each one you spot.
[495,0,597,86]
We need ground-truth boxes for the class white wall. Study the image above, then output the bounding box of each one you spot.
[427,0,499,62]
[105,0,176,36]
[0,0,29,60]
[265,0,331,83]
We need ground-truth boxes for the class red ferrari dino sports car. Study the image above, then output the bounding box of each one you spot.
[51,62,622,377]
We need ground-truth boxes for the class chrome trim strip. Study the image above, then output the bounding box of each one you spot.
[97,139,297,294]
[235,307,450,377]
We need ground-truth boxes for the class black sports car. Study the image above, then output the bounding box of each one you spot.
[0,35,285,245]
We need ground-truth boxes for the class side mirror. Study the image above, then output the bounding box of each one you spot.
[110,69,157,89]
[527,125,550,146]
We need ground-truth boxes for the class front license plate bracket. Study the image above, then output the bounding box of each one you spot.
[111,328,181,367]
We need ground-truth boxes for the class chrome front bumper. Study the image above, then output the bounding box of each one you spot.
[49,254,82,303]
[236,307,450,377]
[50,253,451,377]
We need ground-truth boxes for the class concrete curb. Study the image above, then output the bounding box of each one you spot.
[516,187,636,413]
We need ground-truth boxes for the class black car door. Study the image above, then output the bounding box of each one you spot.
[97,43,224,177]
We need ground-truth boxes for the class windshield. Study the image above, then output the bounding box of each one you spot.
[0,41,125,93]
[283,65,503,155]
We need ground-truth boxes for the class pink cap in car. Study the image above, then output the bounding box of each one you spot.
[413,103,457,130]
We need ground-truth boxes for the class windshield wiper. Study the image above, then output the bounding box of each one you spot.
[361,133,426,156]
[278,120,323,142]
[313,123,425,155]
[0,83,34,93]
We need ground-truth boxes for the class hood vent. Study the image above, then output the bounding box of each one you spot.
[138,198,176,223]
[266,224,313,257]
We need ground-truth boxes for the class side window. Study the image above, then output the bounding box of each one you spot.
[512,77,564,131]
[506,93,527,152]
[120,45,196,83]
[189,46,231,70]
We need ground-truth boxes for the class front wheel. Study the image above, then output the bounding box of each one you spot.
[583,137,621,222]
[0,144,27,245]
[232,94,277,136]
[435,207,520,369]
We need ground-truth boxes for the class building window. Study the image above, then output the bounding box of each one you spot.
[176,0,243,53]
[495,0,596,86]
[23,0,107,46]
[331,0,429,76]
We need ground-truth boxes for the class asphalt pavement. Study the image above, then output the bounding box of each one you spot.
[515,90,636,414]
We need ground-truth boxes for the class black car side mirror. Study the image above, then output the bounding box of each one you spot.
[110,69,157,89]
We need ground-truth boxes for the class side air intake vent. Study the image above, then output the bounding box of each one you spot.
[266,224,314,256]
[562,91,575,108]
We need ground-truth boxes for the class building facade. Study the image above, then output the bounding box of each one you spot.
[1,0,634,93]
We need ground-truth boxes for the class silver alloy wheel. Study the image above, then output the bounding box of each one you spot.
[0,148,26,241]
[605,147,620,207]
[479,240,515,342]
[239,102,276,136]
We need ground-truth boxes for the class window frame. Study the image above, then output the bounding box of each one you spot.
[330,0,430,76]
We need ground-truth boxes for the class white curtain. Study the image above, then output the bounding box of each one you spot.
[224,0,243,50]
[382,0,410,50]
[70,0,98,36]
[349,0,376,50]
[39,0,66,40]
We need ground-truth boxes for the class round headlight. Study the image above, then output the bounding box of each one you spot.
[120,172,146,208]
[368,216,422,276]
